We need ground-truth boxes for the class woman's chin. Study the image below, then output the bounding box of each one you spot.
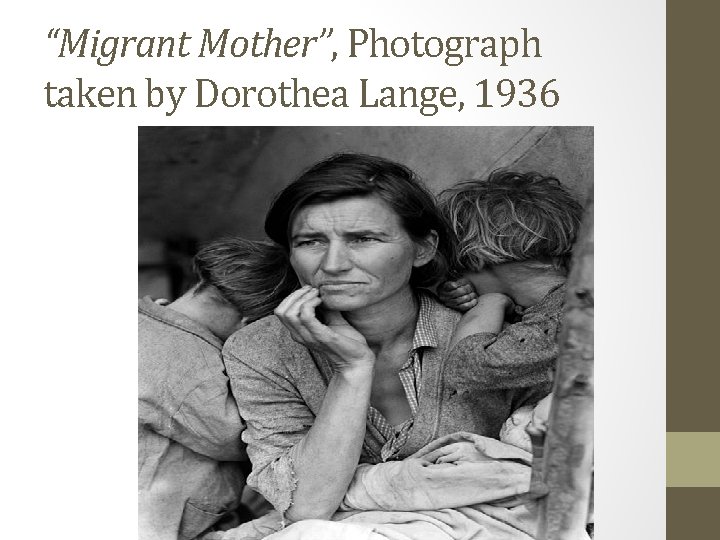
[320,293,368,312]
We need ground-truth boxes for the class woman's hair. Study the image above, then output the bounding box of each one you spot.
[193,237,299,323]
[439,170,583,273]
[264,153,455,288]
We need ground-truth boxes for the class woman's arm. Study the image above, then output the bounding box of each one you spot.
[275,286,376,521]
[288,363,374,520]
[225,286,377,521]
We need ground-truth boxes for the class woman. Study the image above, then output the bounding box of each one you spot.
[223,154,545,523]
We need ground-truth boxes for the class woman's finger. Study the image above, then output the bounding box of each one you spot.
[321,309,354,330]
[421,448,446,463]
[283,286,319,319]
[277,287,323,342]
[422,443,459,463]
[280,292,374,367]
[284,288,320,324]
[297,295,324,337]
[292,289,348,347]
[436,452,461,464]
[303,308,361,348]
[275,285,312,317]
[300,309,339,344]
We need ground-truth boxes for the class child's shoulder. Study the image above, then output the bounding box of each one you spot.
[521,283,567,320]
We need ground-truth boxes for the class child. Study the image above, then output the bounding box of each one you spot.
[438,170,583,438]
[499,391,553,451]
[139,237,298,540]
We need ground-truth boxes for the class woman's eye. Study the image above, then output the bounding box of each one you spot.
[295,239,321,247]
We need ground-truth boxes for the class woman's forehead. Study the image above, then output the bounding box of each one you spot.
[291,196,404,234]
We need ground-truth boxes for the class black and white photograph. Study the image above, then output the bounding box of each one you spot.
[138,126,594,540]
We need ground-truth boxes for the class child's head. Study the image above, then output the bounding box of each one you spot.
[192,237,299,324]
[440,170,583,276]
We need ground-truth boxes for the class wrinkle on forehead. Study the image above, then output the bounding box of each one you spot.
[291,196,407,239]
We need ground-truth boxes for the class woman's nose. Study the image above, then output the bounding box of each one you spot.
[321,241,352,273]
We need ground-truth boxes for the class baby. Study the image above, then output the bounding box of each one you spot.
[438,170,583,448]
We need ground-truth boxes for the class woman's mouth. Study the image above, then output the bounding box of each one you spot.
[318,281,362,291]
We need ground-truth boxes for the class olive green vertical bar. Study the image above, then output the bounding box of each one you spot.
[667,488,720,538]
[666,1,720,432]
[667,1,720,538]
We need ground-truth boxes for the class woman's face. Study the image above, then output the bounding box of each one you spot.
[289,195,433,312]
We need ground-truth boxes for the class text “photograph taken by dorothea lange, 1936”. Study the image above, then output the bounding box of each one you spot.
[138,126,594,540]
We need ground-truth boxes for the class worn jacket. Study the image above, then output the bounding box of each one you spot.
[138,297,247,540]
[438,285,565,435]
[223,295,552,514]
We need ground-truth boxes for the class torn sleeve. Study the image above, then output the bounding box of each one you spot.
[223,334,316,515]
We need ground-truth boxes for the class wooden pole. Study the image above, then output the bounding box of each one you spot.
[536,192,595,540]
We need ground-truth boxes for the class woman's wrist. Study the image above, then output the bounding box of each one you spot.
[335,359,375,384]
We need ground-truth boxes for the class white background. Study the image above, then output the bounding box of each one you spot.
[2,1,665,538]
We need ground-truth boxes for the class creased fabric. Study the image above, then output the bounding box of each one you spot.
[340,432,532,512]
[208,433,550,540]
[138,297,247,540]
[445,284,565,391]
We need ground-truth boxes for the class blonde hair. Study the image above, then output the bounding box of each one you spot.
[440,170,583,273]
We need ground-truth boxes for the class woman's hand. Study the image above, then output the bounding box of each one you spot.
[274,285,375,373]
[422,441,492,464]
[273,287,375,521]
[437,278,479,312]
